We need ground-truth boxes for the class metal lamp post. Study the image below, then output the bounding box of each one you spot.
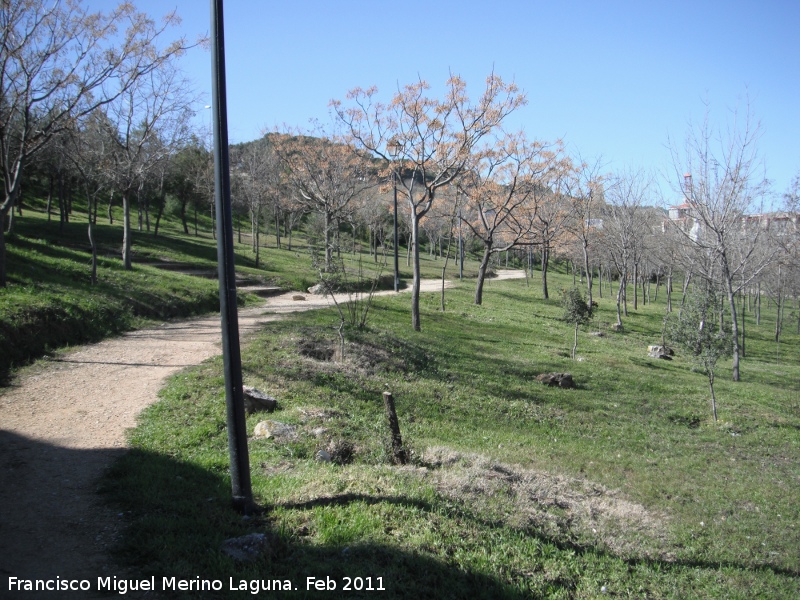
[388,140,402,292]
[210,0,253,514]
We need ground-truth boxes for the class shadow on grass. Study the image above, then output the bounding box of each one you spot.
[97,445,800,599]
[101,448,531,599]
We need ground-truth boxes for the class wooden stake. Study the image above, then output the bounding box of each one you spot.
[382,391,407,465]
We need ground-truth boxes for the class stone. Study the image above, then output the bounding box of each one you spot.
[535,372,575,389]
[221,533,269,562]
[242,386,278,414]
[647,345,674,360]
[307,283,326,295]
[315,449,332,462]
[647,345,674,356]
[292,295,306,301]
[253,420,297,440]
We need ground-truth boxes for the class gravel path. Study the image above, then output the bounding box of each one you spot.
[0,271,524,598]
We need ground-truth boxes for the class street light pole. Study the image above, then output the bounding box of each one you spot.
[210,0,253,514]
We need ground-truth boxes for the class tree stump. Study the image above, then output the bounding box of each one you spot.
[383,391,407,465]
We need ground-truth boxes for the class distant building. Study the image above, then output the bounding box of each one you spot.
[743,211,799,236]
[664,201,701,241]
[668,202,693,222]
[585,218,603,230]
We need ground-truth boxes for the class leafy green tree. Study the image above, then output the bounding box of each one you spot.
[560,287,593,360]
[667,287,732,422]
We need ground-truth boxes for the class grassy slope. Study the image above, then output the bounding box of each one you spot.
[99,243,800,599]
[0,201,331,377]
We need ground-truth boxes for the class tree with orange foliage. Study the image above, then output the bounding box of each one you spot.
[530,163,575,299]
[458,132,563,304]
[270,127,376,272]
[333,74,525,330]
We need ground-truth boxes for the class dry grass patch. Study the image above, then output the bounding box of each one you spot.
[423,446,673,561]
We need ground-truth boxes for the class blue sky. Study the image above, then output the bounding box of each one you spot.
[99,0,798,204]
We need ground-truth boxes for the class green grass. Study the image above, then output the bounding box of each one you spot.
[8,191,798,597]
[1,196,490,377]
[101,269,800,598]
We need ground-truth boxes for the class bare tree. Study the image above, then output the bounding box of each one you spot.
[271,128,375,272]
[0,0,195,284]
[778,173,800,271]
[334,73,525,330]
[668,105,774,381]
[603,170,654,327]
[104,61,194,269]
[564,157,606,307]
[531,168,573,299]
[64,110,116,283]
[458,132,561,304]
[230,139,283,267]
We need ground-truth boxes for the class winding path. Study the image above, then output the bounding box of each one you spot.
[0,271,524,598]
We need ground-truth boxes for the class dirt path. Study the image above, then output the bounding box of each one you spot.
[0,271,524,597]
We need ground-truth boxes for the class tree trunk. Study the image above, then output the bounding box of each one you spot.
[441,224,455,312]
[324,210,333,271]
[721,263,741,381]
[740,290,746,358]
[776,266,783,345]
[255,220,260,268]
[615,270,625,327]
[251,208,258,253]
[154,194,165,237]
[58,173,66,234]
[122,192,132,270]
[411,210,422,331]
[597,264,603,298]
[7,198,16,234]
[180,198,189,234]
[65,179,72,220]
[88,221,97,285]
[666,267,673,313]
[137,186,143,232]
[582,240,592,306]
[47,174,54,222]
[680,270,692,310]
[474,241,493,305]
[756,282,761,325]
[622,269,629,317]
[0,213,6,287]
[708,370,718,422]
[541,246,550,299]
